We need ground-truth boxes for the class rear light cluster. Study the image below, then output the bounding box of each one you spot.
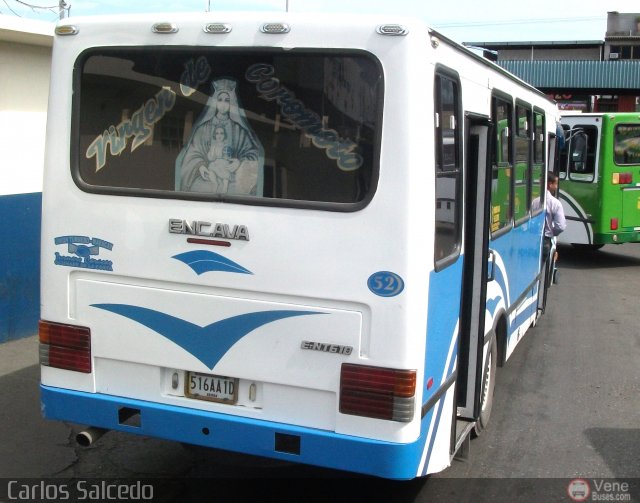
[39,320,92,373]
[612,172,633,184]
[339,363,416,422]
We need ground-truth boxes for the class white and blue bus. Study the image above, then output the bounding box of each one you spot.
[40,11,559,479]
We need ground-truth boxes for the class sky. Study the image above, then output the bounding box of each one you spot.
[2,0,640,43]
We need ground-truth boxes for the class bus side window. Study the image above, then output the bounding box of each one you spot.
[434,71,461,270]
[513,103,531,222]
[531,110,545,212]
[490,95,513,235]
[614,124,640,165]
[571,133,587,170]
[558,124,570,179]
[569,125,597,182]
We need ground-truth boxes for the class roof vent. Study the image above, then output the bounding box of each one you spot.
[204,23,232,34]
[261,23,290,34]
[152,22,178,34]
[376,24,409,36]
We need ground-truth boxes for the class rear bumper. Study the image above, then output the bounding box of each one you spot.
[40,385,422,480]
[593,231,640,244]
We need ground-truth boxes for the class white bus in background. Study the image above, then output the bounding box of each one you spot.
[39,11,559,479]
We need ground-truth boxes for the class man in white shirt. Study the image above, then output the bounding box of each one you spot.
[542,171,566,260]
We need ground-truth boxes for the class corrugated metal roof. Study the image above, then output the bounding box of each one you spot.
[498,60,640,89]
[465,40,603,49]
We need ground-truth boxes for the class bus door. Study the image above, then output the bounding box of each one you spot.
[453,115,492,449]
[558,118,600,245]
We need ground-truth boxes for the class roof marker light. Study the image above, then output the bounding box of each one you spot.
[376,24,409,36]
[204,23,232,34]
[55,25,78,36]
[261,23,290,34]
[152,22,178,34]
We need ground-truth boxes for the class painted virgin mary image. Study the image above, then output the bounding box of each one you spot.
[175,78,264,196]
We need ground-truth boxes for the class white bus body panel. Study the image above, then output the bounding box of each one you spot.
[42,13,434,445]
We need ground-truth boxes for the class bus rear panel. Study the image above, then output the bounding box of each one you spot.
[40,12,558,479]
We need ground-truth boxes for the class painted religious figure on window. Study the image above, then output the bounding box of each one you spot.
[175,78,264,196]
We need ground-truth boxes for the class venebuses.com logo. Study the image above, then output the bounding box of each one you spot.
[567,478,633,502]
[568,479,591,502]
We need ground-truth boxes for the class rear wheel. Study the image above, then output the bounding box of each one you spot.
[473,337,497,437]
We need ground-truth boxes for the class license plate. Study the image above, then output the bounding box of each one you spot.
[185,372,238,404]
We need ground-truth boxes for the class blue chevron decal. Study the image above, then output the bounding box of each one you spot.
[91,303,322,369]
[172,250,252,275]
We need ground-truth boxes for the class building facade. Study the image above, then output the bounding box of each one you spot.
[465,11,640,112]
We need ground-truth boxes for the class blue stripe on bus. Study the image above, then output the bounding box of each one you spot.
[41,385,425,480]
[490,213,543,336]
[417,257,463,473]
[510,298,537,332]
[422,257,463,405]
[421,337,458,475]
[491,257,510,307]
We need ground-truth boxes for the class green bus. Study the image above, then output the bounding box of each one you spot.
[558,112,640,248]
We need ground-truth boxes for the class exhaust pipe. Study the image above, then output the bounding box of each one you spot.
[76,427,108,447]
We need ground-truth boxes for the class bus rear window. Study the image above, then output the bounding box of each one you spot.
[614,124,640,165]
[74,48,382,208]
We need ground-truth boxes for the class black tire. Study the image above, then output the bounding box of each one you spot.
[473,337,497,437]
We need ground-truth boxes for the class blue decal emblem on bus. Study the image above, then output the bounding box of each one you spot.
[486,296,502,317]
[54,236,114,271]
[91,304,322,369]
[367,271,404,297]
[172,250,252,275]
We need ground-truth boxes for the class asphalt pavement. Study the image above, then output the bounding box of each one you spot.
[0,335,78,478]
[0,243,639,503]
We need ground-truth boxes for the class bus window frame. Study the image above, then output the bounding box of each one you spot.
[489,90,514,240]
[433,65,463,272]
[558,124,570,180]
[613,123,640,166]
[567,123,598,183]
[513,99,532,227]
[69,45,385,213]
[530,107,546,218]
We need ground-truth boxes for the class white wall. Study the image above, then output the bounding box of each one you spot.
[0,18,52,196]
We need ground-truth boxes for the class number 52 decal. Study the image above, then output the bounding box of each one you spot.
[367,271,405,297]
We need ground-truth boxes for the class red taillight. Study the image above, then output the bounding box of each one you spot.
[339,364,416,422]
[612,172,632,184]
[39,320,91,373]
[611,218,619,231]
